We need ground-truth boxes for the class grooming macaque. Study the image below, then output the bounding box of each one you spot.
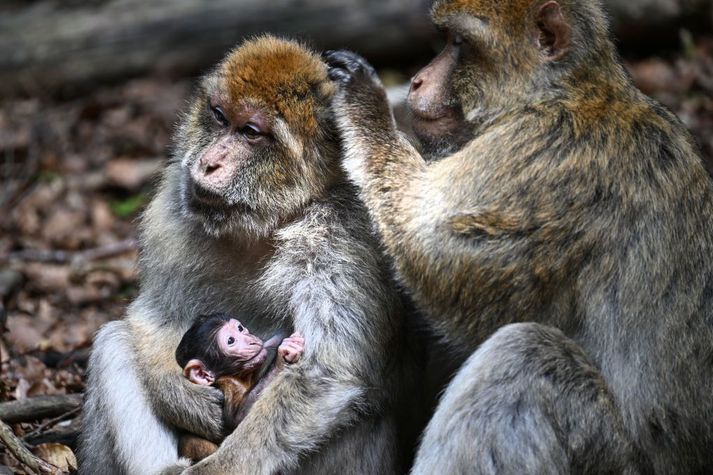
[326,0,713,472]
[175,314,304,461]
[79,36,419,475]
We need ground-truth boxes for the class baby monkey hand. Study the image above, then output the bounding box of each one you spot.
[278,332,305,365]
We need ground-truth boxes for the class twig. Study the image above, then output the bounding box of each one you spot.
[0,418,60,474]
[74,239,138,262]
[1,239,137,265]
[22,407,80,441]
[2,249,74,265]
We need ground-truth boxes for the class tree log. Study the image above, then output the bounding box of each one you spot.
[0,395,82,425]
[0,0,435,97]
[0,0,710,97]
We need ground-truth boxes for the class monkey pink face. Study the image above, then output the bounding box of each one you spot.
[178,36,335,238]
[408,35,464,135]
[190,102,272,194]
[407,32,473,158]
[217,319,267,371]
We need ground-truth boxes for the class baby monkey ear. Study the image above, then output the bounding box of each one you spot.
[183,359,215,385]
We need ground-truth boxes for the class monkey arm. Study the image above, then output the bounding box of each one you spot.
[129,316,226,442]
[203,363,366,473]
[215,375,253,430]
[327,52,588,350]
[182,332,374,474]
[182,203,395,474]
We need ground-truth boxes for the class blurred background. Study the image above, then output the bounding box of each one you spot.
[0,0,712,472]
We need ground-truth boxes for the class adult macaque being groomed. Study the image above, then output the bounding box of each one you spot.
[79,36,421,475]
[175,314,304,462]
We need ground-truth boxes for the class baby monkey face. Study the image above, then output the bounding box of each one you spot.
[217,319,266,367]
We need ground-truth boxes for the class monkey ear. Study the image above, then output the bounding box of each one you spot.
[183,359,215,385]
[535,1,572,61]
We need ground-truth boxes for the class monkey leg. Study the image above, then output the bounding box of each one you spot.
[178,434,218,462]
[411,323,640,475]
[290,413,400,475]
[78,321,180,475]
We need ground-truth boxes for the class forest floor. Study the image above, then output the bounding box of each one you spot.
[1,36,712,474]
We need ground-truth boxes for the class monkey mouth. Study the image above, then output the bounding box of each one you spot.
[188,179,228,208]
[410,100,464,123]
[411,107,454,122]
[241,345,268,370]
[183,176,254,218]
[411,111,463,139]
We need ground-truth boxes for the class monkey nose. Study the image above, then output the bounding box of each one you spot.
[192,153,236,190]
[203,162,222,175]
[410,76,423,92]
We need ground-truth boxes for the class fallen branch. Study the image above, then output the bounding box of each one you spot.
[0,418,60,474]
[0,0,436,97]
[0,395,82,425]
[22,407,81,442]
[24,425,80,450]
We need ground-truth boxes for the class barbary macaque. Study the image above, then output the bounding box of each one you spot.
[175,313,304,462]
[325,0,713,472]
[79,36,421,475]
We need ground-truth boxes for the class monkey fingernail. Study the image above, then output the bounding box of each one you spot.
[328,69,351,84]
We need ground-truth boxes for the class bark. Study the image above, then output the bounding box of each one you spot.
[0,0,710,97]
[0,0,435,97]
[0,395,83,424]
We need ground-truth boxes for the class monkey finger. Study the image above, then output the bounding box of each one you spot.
[280,344,303,363]
[327,67,352,85]
[323,50,377,78]
[283,334,302,342]
[279,348,296,363]
[284,341,304,351]
[284,335,305,345]
[279,341,303,353]
[282,342,305,356]
[323,50,378,84]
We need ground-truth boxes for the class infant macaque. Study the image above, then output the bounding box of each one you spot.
[175,313,304,461]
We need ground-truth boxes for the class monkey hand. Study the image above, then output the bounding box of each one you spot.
[324,50,380,87]
[324,50,401,190]
[173,379,225,441]
[323,50,396,137]
[277,332,305,367]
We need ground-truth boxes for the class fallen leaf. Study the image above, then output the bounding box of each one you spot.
[6,316,46,353]
[33,443,77,473]
[23,264,70,293]
[105,158,162,190]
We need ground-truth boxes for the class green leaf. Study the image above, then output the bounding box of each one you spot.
[110,194,148,218]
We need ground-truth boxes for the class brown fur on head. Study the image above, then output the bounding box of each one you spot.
[175,35,339,238]
[221,36,335,136]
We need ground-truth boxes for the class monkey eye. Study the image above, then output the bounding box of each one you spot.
[227,336,235,346]
[211,105,229,127]
[240,124,263,142]
[238,324,244,332]
[452,34,464,46]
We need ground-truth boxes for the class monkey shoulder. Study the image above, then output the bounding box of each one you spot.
[274,183,377,259]
[261,184,396,313]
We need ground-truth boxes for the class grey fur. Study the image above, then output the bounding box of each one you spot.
[412,323,640,475]
[79,161,418,474]
[79,37,421,474]
[324,0,713,471]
